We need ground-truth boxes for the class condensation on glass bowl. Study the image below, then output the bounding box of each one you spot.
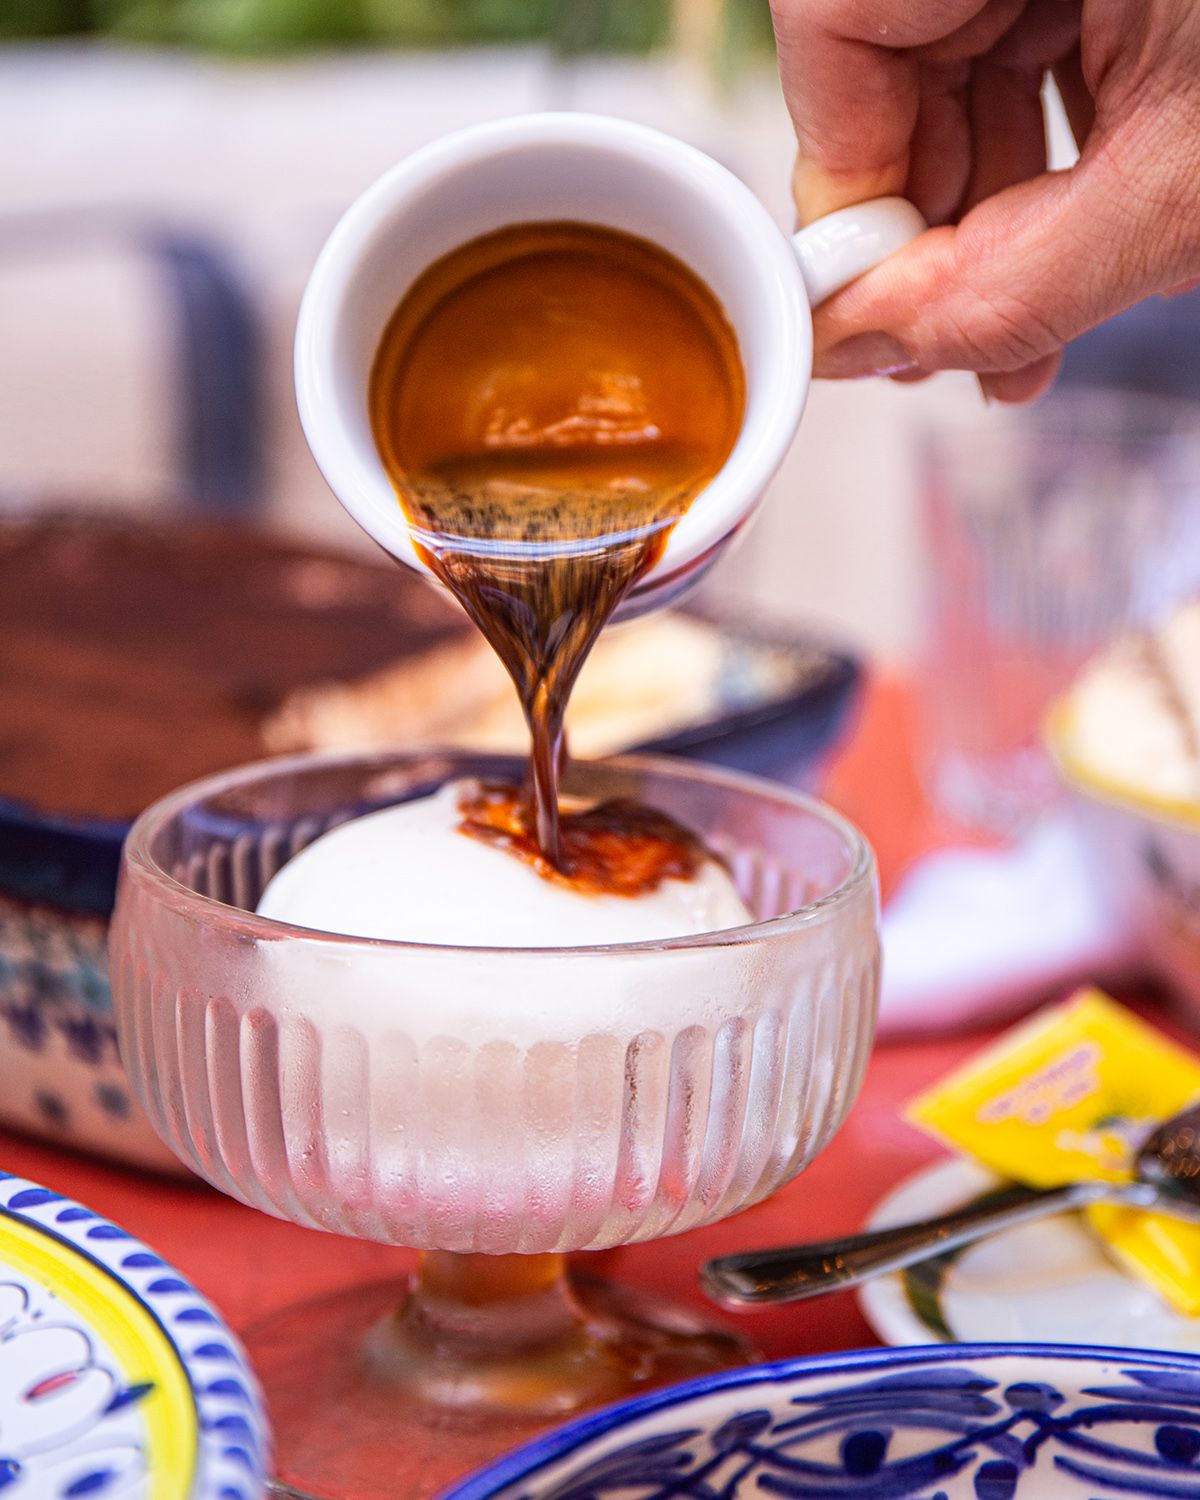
[110,750,880,1256]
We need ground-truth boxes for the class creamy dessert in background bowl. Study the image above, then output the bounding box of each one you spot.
[1049,600,1200,1018]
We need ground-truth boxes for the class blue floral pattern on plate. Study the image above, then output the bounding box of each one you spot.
[442,1346,1200,1500]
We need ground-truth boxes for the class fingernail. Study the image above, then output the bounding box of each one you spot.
[977,375,993,407]
[816,332,917,380]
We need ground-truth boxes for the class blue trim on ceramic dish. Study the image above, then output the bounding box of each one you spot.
[440,1343,1200,1500]
[642,649,859,781]
[0,644,860,920]
[0,1169,269,1499]
[0,795,126,917]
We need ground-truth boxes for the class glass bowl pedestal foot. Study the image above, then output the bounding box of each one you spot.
[250,1249,757,1499]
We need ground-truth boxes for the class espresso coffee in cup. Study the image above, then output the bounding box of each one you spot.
[297,113,925,870]
[296,115,925,623]
[369,220,745,859]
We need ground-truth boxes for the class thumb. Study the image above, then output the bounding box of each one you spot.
[812,144,1198,380]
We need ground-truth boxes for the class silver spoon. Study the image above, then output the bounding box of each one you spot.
[701,1102,1200,1307]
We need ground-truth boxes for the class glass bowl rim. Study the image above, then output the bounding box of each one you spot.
[119,747,877,958]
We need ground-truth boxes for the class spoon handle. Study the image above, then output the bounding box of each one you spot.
[700,1179,1121,1306]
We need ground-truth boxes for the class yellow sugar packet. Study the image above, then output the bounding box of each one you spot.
[908,988,1200,1314]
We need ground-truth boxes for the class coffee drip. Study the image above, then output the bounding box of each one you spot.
[370,221,743,875]
[457,782,707,898]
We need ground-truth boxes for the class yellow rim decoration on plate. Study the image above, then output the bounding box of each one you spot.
[0,1208,196,1496]
[0,1173,269,1499]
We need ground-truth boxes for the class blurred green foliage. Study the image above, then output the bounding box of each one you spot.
[1,0,93,37]
[0,0,771,56]
[94,0,375,50]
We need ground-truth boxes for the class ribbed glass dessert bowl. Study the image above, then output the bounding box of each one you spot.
[109,748,880,1500]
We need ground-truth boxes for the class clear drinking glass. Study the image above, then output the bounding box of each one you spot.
[108,748,879,1500]
[920,391,1200,835]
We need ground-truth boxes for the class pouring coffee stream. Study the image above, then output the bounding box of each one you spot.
[370,220,744,868]
[402,476,688,867]
[297,126,927,878]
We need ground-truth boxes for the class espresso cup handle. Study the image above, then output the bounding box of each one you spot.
[791,197,926,307]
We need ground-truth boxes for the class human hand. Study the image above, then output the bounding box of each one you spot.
[772,0,1200,400]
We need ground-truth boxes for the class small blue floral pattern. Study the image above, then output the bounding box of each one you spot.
[447,1349,1200,1500]
[0,896,112,1022]
[0,893,161,1160]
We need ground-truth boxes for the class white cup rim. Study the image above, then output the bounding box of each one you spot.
[294,111,811,593]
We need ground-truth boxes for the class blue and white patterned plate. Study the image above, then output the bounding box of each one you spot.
[0,1170,269,1500]
[442,1344,1200,1500]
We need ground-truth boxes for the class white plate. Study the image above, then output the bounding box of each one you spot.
[858,1156,1200,1350]
[444,1343,1200,1500]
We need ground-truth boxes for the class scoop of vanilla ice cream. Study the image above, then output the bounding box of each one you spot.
[256,780,751,946]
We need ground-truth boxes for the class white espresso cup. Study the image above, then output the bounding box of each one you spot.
[295,111,923,617]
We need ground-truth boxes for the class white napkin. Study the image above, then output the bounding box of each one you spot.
[878,813,1139,1036]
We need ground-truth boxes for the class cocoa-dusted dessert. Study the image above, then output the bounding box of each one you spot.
[0,511,468,822]
[0,513,829,829]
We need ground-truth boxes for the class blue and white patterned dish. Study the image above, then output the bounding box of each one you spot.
[442,1344,1200,1500]
[0,891,179,1172]
[0,1169,269,1499]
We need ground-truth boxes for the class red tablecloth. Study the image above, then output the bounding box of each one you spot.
[0,676,1158,1359]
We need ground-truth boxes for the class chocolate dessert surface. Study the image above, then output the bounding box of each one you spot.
[0,511,855,834]
[0,512,467,821]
